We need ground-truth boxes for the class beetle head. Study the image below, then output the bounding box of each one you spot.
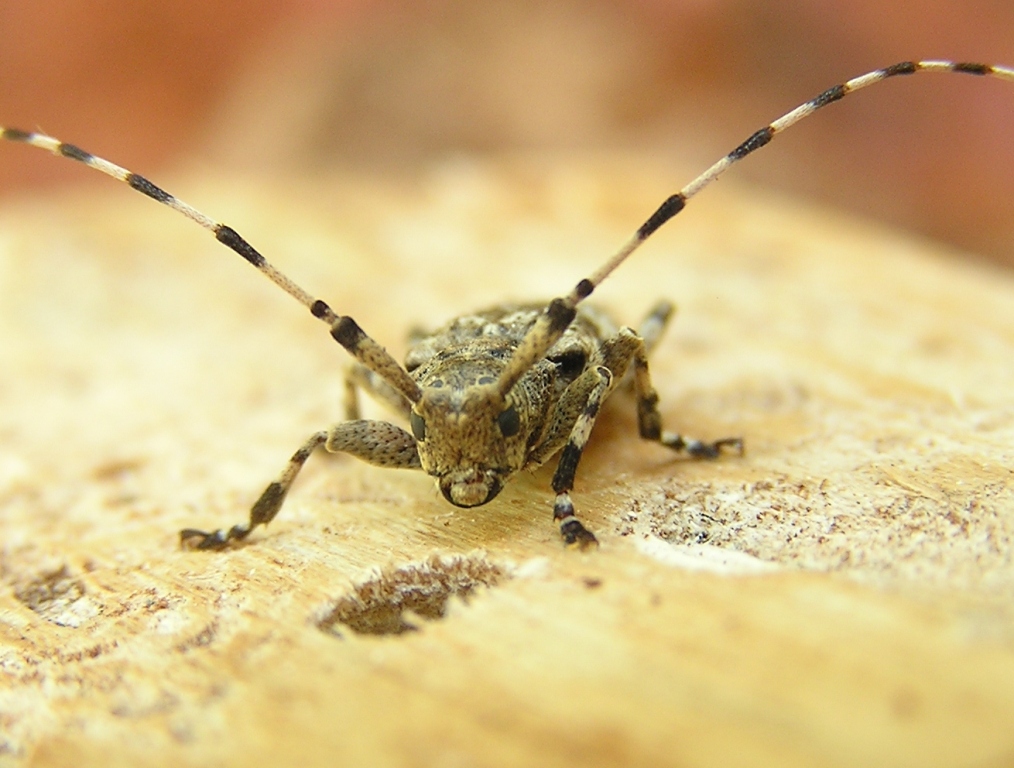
[409,342,541,508]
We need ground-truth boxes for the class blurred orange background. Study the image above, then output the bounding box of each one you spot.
[2,0,1013,266]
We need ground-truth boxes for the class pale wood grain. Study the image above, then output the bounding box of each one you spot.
[1,155,1013,767]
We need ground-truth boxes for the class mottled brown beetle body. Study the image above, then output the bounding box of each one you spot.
[344,299,737,547]
[406,304,619,509]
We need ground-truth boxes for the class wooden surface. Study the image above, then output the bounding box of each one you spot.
[1,155,1013,767]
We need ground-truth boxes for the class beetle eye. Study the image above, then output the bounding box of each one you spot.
[410,411,426,441]
[497,404,520,437]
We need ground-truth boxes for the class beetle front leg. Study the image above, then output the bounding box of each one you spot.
[550,365,613,549]
[180,420,421,550]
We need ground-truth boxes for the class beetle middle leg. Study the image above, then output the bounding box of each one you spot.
[637,299,675,355]
[344,363,413,420]
[603,323,744,458]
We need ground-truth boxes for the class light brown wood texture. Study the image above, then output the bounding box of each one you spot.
[1,155,1013,767]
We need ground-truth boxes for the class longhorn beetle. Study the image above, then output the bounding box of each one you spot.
[3,60,1012,550]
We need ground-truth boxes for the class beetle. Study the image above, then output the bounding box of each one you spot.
[3,60,1010,549]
